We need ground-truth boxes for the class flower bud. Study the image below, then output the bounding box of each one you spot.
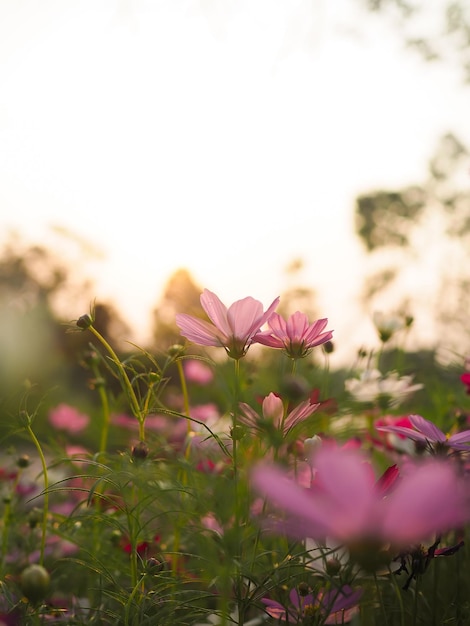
[297,582,309,596]
[304,435,322,458]
[323,340,334,354]
[132,441,150,460]
[325,557,342,576]
[17,454,30,468]
[20,564,50,604]
[76,314,93,330]
[168,344,185,358]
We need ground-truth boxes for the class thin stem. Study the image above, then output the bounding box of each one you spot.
[374,572,388,626]
[176,358,191,436]
[412,576,420,626]
[25,422,49,566]
[87,325,145,440]
[388,565,405,626]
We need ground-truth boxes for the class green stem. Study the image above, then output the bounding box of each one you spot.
[412,575,420,626]
[87,325,145,441]
[90,365,111,455]
[374,572,388,626]
[389,565,405,626]
[176,358,191,437]
[25,422,49,566]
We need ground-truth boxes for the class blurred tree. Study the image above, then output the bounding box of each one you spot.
[354,133,470,351]
[0,234,130,434]
[151,268,205,351]
[362,0,470,83]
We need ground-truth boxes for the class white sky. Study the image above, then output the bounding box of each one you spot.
[1,0,469,363]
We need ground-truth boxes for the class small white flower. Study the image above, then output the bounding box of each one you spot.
[345,369,423,408]
[304,435,322,458]
[372,311,406,343]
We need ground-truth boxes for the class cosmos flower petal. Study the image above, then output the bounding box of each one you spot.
[448,430,470,445]
[251,464,329,536]
[312,448,375,533]
[200,289,232,337]
[376,424,430,444]
[175,314,224,347]
[227,297,264,338]
[382,461,466,544]
[408,414,446,442]
[283,400,320,432]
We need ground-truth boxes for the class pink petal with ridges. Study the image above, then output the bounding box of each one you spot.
[409,414,446,442]
[286,311,309,341]
[376,424,429,443]
[200,289,232,337]
[175,314,223,347]
[227,297,264,339]
[448,430,470,445]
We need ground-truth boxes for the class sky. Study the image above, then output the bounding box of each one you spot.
[1,0,469,364]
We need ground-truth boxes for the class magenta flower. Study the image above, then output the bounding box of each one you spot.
[376,413,470,453]
[48,404,89,434]
[253,311,333,358]
[239,392,319,436]
[251,446,468,548]
[262,585,362,624]
[461,372,470,395]
[175,289,280,360]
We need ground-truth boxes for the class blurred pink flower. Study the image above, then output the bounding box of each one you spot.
[183,359,214,384]
[49,404,89,434]
[239,392,319,436]
[373,415,416,454]
[262,585,362,624]
[461,372,470,394]
[253,311,333,358]
[377,414,470,453]
[176,289,280,359]
[251,446,468,548]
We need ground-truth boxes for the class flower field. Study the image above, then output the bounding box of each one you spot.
[1,289,470,625]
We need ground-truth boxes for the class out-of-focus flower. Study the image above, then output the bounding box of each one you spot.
[372,311,408,343]
[461,372,470,395]
[48,404,89,434]
[374,415,416,454]
[176,289,279,359]
[376,413,470,453]
[251,446,468,549]
[345,369,423,408]
[262,585,362,624]
[183,359,214,384]
[193,608,265,626]
[254,311,333,359]
[395,537,465,590]
[238,392,319,436]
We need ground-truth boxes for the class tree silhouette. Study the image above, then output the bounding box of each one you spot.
[354,133,470,352]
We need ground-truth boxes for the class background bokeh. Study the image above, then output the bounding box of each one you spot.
[1,0,470,365]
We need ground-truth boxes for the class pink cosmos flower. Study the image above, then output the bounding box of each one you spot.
[262,585,362,624]
[176,289,280,360]
[48,404,89,434]
[239,392,319,436]
[183,359,214,384]
[251,446,468,548]
[253,311,333,358]
[376,413,470,453]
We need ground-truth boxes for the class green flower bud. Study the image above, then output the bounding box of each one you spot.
[20,564,50,604]
[168,344,185,358]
